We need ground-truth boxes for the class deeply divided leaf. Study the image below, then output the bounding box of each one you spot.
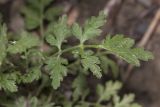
[97,81,122,102]
[114,94,142,107]
[7,32,40,54]
[22,0,53,29]
[45,57,68,89]
[21,66,41,83]
[22,6,40,29]
[83,12,106,41]
[0,73,17,92]
[102,35,154,66]
[72,73,89,101]
[45,15,70,49]
[72,11,106,43]
[81,51,102,78]
[99,56,119,78]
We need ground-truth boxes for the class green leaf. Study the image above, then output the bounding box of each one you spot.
[45,34,57,46]
[45,6,63,21]
[22,6,40,29]
[7,32,40,54]
[39,0,53,7]
[83,11,106,42]
[63,101,73,107]
[72,73,89,101]
[114,94,142,107]
[132,48,154,61]
[99,56,118,78]
[27,49,44,65]
[72,11,106,43]
[8,96,55,107]
[22,0,53,29]
[45,15,70,49]
[97,81,122,102]
[81,51,102,78]
[0,24,7,65]
[21,66,42,83]
[45,57,68,89]
[0,73,17,92]
[102,35,154,66]
[72,23,83,41]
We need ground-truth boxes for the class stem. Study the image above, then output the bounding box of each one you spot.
[53,45,79,56]
[53,44,102,56]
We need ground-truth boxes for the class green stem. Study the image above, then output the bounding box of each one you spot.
[53,44,102,57]
[53,45,79,56]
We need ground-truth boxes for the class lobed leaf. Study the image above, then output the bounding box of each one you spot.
[21,66,42,83]
[45,15,70,49]
[114,94,142,107]
[81,51,102,78]
[72,11,107,43]
[45,57,68,89]
[22,6,40,29]
[102,35,154,66]
[83,12,106,42]
[7,32,40,54]
[45,6,63,21]
[97,81,122,102]
[72,73,89,101]
[22,0,53,29]
[0,73,17,92]
[99,56,119,78]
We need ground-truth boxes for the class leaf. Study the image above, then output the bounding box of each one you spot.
[39,0,53,7]
[45,57,68,89]
[45,15,70,49]
[83,11,106,42]
[99,56,118,78]
[0,73,17,92]
[72,73,89,101]
[72,11,106,43]
[72,23,83,41]
[22,6,40,29]
[45,34,57,46]
[102,35,154,66]
[8,96,55,107]
[7,32,40,54]
[63,101,73,107]
[22,0,53,29]
[0,24,7,65]
[27,49,44,65]
[114,94,142,107]
[81,51,102,78]
[97,81,122,102]
[45,6,63,21]
[21,66,42,83]
[132,48,154,61]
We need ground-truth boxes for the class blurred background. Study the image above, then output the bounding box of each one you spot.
[0,0,160,107]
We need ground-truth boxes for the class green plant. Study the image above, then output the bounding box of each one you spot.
[0,0,153,106]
